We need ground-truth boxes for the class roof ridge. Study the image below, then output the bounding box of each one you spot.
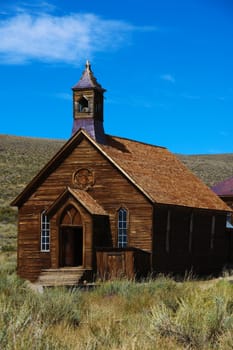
[106,134,166,150]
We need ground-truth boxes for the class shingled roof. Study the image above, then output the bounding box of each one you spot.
[211,177,233,196]
[45,187,107,216]
[72,61,105,91]
[11,129,231,212]
[100,135,230,211]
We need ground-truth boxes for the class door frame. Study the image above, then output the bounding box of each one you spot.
[59,225,84,267]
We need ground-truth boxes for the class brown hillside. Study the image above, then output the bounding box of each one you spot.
[178,153,233,187]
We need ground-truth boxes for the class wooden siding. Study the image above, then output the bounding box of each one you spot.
[96,248,151,280]
[153,205,229,274]
[17,137,152,281]
[27,137,153,252]
[16,132,229,281]
[73,89,104,122]
[226,228,233,263]
[17,205,51,281]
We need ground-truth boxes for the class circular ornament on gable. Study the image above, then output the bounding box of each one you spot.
[72,168,95,190]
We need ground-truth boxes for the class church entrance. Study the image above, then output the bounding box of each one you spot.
[59,205,84,267]
[59,226,83,267]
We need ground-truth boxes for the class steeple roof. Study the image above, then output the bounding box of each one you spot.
[72,61,105,91]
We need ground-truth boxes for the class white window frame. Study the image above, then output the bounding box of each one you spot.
[118,208,128,248]
[40,210,50,252]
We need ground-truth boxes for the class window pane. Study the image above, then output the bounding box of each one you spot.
[119,210,123,221]
[41,211,50,252]
[118,208,127,248]
[122,211,127,221]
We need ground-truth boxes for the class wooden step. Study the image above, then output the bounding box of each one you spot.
[37,267,91,286]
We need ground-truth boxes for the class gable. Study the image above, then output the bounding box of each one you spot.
[11,130,152,208]
[46,187,107,217]
[11,129,230,212]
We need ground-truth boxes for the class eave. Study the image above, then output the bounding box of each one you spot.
[45,187,107,217]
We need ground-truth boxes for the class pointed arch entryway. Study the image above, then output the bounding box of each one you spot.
[45,187,108,271]
[59,204,83,267]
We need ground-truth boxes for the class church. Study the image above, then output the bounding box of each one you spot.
[11,62,231,285]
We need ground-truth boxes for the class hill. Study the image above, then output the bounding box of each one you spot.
[178,153,233,188]
[0,135,65,250]
[1,134,233,250]
[0,134,65,206]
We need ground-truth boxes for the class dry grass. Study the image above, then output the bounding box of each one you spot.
[0,134,64,251]
[0,252,232,350]
[178,153,233,187]
[0,134,64,205]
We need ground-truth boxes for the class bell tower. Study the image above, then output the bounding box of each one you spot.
[72,61,106,144]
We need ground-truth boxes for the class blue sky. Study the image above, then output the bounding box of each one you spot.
[0,0,233,154]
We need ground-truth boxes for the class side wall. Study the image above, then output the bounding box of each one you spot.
[17,204,51,281]
[153,205,228,274]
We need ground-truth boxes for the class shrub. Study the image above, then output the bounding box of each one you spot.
[0,252,17,274]
[1,244,16,252]
[0,207,17,224]
[36,287,82,326]
[1,253,233,350]
[150,286,233,349]
[0,270,82,348]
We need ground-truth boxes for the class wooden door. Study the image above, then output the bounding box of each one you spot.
[106,253,125,278]
[60,227,83,267]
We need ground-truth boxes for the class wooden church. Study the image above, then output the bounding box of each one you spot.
[11,62,231,285]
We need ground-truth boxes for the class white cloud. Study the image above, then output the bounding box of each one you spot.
[0,11,155,65]
[160,74,175,84]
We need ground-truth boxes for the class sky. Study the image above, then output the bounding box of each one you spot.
[0,0,233,155]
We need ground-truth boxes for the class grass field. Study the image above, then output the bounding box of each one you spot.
[1,252,233,349]
[1,134,233,349]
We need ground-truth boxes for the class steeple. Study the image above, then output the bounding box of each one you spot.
[72,61,106,143]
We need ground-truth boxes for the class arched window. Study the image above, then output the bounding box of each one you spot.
[60,205,82,226]
[41,210,50,252]
[118,208,128,248]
